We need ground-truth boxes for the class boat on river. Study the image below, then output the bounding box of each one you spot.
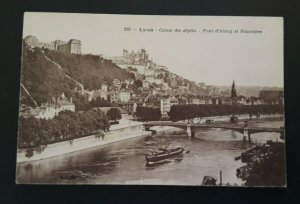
[145,145,185,166]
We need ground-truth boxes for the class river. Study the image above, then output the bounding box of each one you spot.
[16,120,284,185]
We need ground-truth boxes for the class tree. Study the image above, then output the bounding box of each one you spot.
[136,107,161,121]
[134,79,143,87]
[168,104,284,121]
[89,97,111,108]
[106,108,121,122]
[18,108,110,149]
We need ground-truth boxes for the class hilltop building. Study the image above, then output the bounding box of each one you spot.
[24,35,81,54]
[122,49,149,65]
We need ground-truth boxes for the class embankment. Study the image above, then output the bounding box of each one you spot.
[17,124,151,163]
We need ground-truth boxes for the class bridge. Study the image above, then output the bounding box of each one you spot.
[144,121,284,141]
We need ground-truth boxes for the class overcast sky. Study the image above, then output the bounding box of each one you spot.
[23,12,283,87]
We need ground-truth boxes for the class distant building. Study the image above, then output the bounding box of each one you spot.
[259,90,284,105]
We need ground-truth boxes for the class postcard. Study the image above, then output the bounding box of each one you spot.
[16,12,285,186]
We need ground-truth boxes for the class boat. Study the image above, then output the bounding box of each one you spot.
[145,145,185,166]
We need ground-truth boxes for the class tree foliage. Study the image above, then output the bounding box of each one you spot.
[21,45,134,107]
[89,97,112,108]
[21,46,76,105]
[106,108,121,121]
[168,104,284,121]
[237,143,286,186]
[45,49,134,90]
[134,79,143,88]
[18,109,110,149]
[136,107,161,121]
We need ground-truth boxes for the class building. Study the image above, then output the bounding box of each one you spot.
[178,85,189,91]
[24,35,81,54]
[101,84,108,92]
[142,80,149,88]
[24,35,55,50]
[117,102,135,114]
[83,90,94,101]
[24,35,39,47]
[190,98,200,104]
[21,95,75,120]
[160,97,178,118]
[156,65,168,71]
[231,80,237,98]
[93,90,108,100]
[259,90,284,105]
[119,91,131,102]
[112,79,121,87]
[160,98,171,118]
[109,90,119,103]
[57,39,81,54]
[57,99,76,112]
[53,40,67,50]
[122,48,149,65]
[109,90,131,103]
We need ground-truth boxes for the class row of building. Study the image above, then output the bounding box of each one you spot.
[20,93,75,120]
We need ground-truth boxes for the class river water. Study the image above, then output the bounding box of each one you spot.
[16,120,284,185]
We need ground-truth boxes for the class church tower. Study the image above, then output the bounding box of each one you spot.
[231,80,237,99]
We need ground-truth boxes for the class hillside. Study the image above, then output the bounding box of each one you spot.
[20,46,77,105]
[20,45,134,107]
[44,49,134,90]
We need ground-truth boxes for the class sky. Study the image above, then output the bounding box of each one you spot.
[23,12,284,87]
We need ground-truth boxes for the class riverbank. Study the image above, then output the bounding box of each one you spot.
[236,141,286,187]
[17,124,151,163]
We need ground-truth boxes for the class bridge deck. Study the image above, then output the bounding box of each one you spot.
[144,122,283,133]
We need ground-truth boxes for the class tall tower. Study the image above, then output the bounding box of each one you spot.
[231,80,237,98]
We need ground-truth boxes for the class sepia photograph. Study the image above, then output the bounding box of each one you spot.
[16,12,285,186]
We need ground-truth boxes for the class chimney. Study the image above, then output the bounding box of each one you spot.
[70,97,73,103]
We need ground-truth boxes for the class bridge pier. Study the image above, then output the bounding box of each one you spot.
[186,125,192,137]
[144,126,150,131]
[280,126,285,140]
[191,130,195,138]
[186,125,195,138]
[243,128,251,142]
